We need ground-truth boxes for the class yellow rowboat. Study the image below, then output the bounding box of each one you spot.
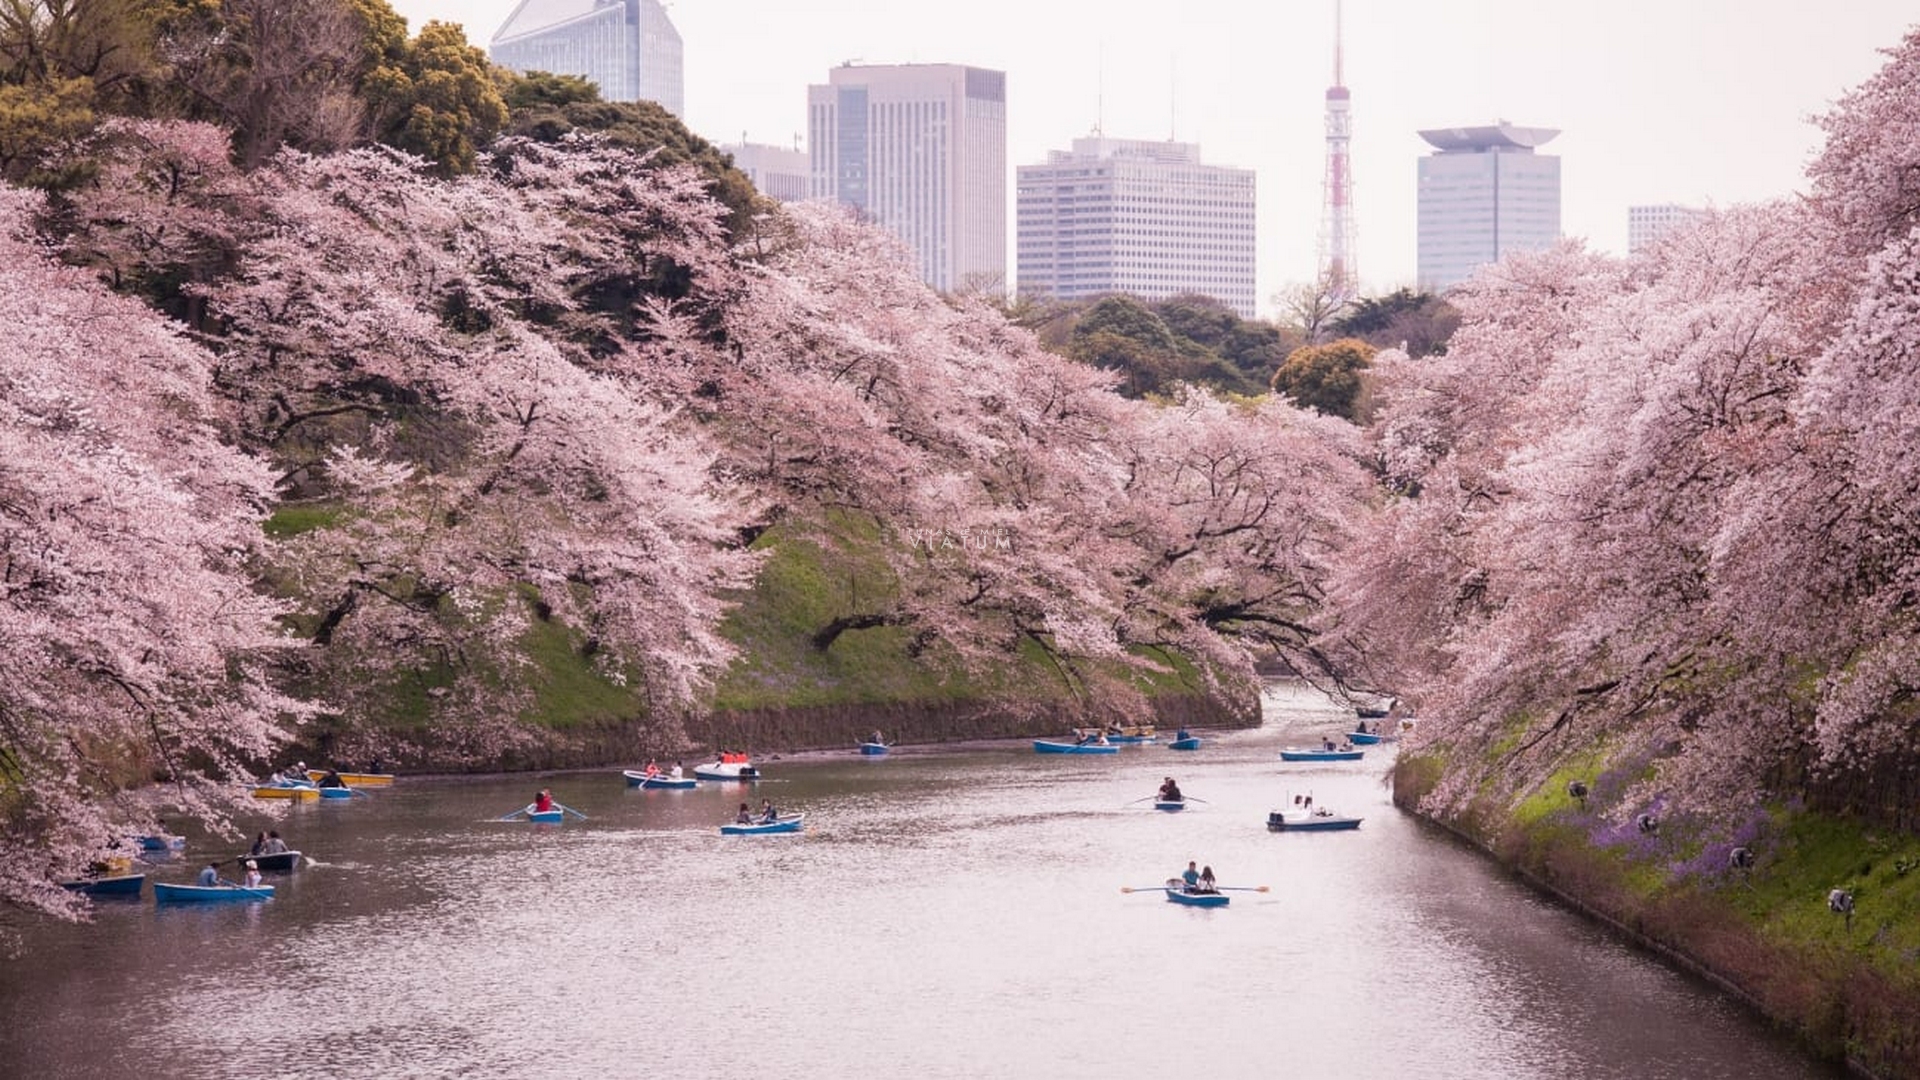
[252,785,319,801]
[306,770,395,787]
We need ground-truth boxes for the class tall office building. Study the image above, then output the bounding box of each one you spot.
[1415,123,1561,292]
[808,63,1007,293]
[1627,203,1707,254]
[723,142,810,202]
[491,0,684,118]
[1017,137,1257,318]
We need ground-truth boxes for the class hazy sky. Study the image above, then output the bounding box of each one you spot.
[394,0,1914,309]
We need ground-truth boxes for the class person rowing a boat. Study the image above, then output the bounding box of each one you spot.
[317,768,346,789]
[197,861,226,887]
[533,790,554,814]
[759,799,781,824]
[1181,861,1200,892]
[1158,777,1183,802]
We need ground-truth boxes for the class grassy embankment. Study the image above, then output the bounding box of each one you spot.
[270,508,1249,768]
[1393,740,1920,1079]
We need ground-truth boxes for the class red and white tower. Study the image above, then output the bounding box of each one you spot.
[1319,0,1357,298]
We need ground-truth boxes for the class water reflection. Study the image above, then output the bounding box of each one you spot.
[1,684,1838,1079]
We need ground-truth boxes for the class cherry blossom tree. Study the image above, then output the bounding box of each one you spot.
[0,186,305,919]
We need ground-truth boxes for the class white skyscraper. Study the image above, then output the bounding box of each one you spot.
[808,63,1007,293]
[1017,137,1257,318]
[1627,203,1708,254]
[1416,123,1561,292]
[491,0,684,118]
[723,142,810,202]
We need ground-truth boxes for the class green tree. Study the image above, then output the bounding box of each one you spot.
[1069,295,1181,396]
[0,72,91,183]
[356,16,506,175]
[1331,287,1459,358]
[1270,337,1375,421]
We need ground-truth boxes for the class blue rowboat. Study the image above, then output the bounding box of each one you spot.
[1279,747,1365,762]
[61,873,146,898]
[1033,740,1118,755]
[624,770,697,789]
[1168,736,1201,751]
[858,742,890,756]
[1267,808,1363,831]
[137,835,185,852]
[154,882,274,904]
[316,786,354,800]
[1348,730,1382,745]
[236,850,302,872]
[1163,884,1229,908]
[525,809,564,823]
[1153,799,1186,812]
[1105,734,1155,745]
[720,813,804,835]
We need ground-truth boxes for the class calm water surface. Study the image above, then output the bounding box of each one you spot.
[1,684,1838,1078]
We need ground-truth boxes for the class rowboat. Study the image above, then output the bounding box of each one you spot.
[137,835,185,852]
[1267,808,1363,831]
[693,761,761,781]
[1163,882,1229,908]
[1153,799,1186,812]
[1347,730,1383,745]
[720,813,804,835]
[623,770,697,789]
[61,873,146,898]
[305,770,395,787]
[1168,736,1201,751]
[1279,747,1365,762]
[154,882,275,904]
[316,786,355,800]
[1033,740,1118,755]
[240,850,303,872]
[523,809,564,823]
[858,742,890,755]
[251,784,319,801]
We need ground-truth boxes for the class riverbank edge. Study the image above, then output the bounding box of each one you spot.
[1390,758,1904,1080]
[301,686,1258,774]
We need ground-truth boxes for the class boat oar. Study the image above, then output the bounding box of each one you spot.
[1183,795,1210,804]
[556,802,589,820]
[1120,885,1178,893]
[1213,885,1271,893]
[1122,796,1157,806]
[497,808,529,821]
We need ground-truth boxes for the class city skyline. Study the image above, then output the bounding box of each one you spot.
[391,0,1916,312]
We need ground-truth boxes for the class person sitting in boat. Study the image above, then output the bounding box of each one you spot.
[317,768,346,789]
[262,830,289,855]
[643,759,660,778]
[759,799,781,824]
[870,730,885,746]
[735,802,754,824]
[668,761,684,780]
[197,861,223,887]
[248,831,269,857]
[242,860,262,888]
[1158,777,1183,802]
[1355,718,1370,734]
[1181,861,1200,892]
[1175,727,1191,741]
[1322,738,1338,751]
[533,790,554,814]
[1198,866,1217,893]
